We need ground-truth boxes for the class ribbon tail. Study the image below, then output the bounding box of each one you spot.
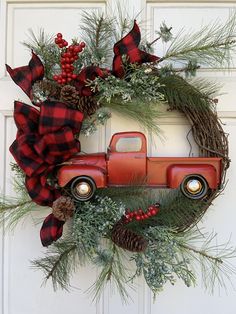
[6,51,44,99]
[40,213,65,247]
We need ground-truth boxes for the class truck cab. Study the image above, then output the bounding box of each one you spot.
[107,132,147,185]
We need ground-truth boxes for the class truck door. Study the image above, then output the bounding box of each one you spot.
[107,132,147,185]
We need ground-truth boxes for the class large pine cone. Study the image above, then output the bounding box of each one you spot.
[77,96,100,116]
[60,85,79,107]
[111,217,148,252]
[52,196,75,221]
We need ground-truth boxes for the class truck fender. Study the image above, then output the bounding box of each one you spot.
[57,165,107,188]
[167,164,219,189]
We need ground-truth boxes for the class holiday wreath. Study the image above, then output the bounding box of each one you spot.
[1,10,236,301]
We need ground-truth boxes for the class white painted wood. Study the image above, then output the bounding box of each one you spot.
[1,1,236,314]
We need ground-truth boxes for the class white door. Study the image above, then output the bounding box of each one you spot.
[1,1,236,313]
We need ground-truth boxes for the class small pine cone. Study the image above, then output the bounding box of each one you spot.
[111,217,148,252]
[60,85,79,108]
[77,96,100,116]
[52,196,75,222]
[34,80,62,99]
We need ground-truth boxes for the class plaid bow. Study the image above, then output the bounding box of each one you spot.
[10,100,83,207]
[40,213,65,247]
[112,20,159,78]
[6,51,44,100]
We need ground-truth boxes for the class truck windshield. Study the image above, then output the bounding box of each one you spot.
[116,137,142,152]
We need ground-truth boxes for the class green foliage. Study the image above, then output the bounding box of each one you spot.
[23,29,61,79]
[32,238,78,291]
[80,107,111,136]
[81,11,115,66]
[160,13,236,67]
[88,242,133,302]
[91,65,164,104]
[89,66,165,134]
[158,74,220,111]
[0,163,41,229]
[134,227,196,294]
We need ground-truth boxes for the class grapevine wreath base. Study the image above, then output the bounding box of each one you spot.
[1,10,235,301]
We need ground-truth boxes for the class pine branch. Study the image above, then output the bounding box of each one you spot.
[88,241,132,303]
[159,13,236,67]
[32,238,78,291]
[81,11,115,66]
[180,243,223,264]
[45,245,77,280]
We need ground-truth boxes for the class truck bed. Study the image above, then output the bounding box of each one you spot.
[147,157,222,186]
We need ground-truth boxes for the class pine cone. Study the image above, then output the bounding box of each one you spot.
[33,80,62,99]
[52,196,75,221]
[60,85,79,108]
[111,217,148,252]
[77,96,100,116]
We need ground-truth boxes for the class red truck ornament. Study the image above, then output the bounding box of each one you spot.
[57,132,222,201]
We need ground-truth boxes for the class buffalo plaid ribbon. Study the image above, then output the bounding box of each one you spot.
[10,100,83,207]
[112,20,159,78]
[40,213,65,247]
[6,52,44,100]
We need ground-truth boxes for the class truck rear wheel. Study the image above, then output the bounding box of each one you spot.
[70,176,96,201]
[180,175,209,200]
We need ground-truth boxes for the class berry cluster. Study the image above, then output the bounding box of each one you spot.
[53,33,86,85]
[124,203,160,223]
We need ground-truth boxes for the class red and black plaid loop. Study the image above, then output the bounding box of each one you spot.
[112,20,159,78]
[40,213,65,247]
[6,52,44,99]
[10,101,83,206]
[39,101,84,135]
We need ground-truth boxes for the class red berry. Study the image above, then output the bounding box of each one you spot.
[65,64,71,69]
[80,42,86,48]
[67,72,72,78]
[151,209,158,216]
[55,38,60,44]
[70,58,74,63]
[57,33,63,38]
[62,72,67,78]
[129,212,134,218]
[57,79,62,84]
[59,44,64,48]
[74,46,82,53]
[144,214,149,219]
[53,75,58,80]
[73,55,78,60]
[71,74,77,79]
[63,40,68,47]
[62,78,66,84]
[68,45,74,52]
[135,215,141,221]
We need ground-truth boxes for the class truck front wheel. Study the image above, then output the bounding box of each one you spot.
[70,176,96,201]
[180,175,209,200]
